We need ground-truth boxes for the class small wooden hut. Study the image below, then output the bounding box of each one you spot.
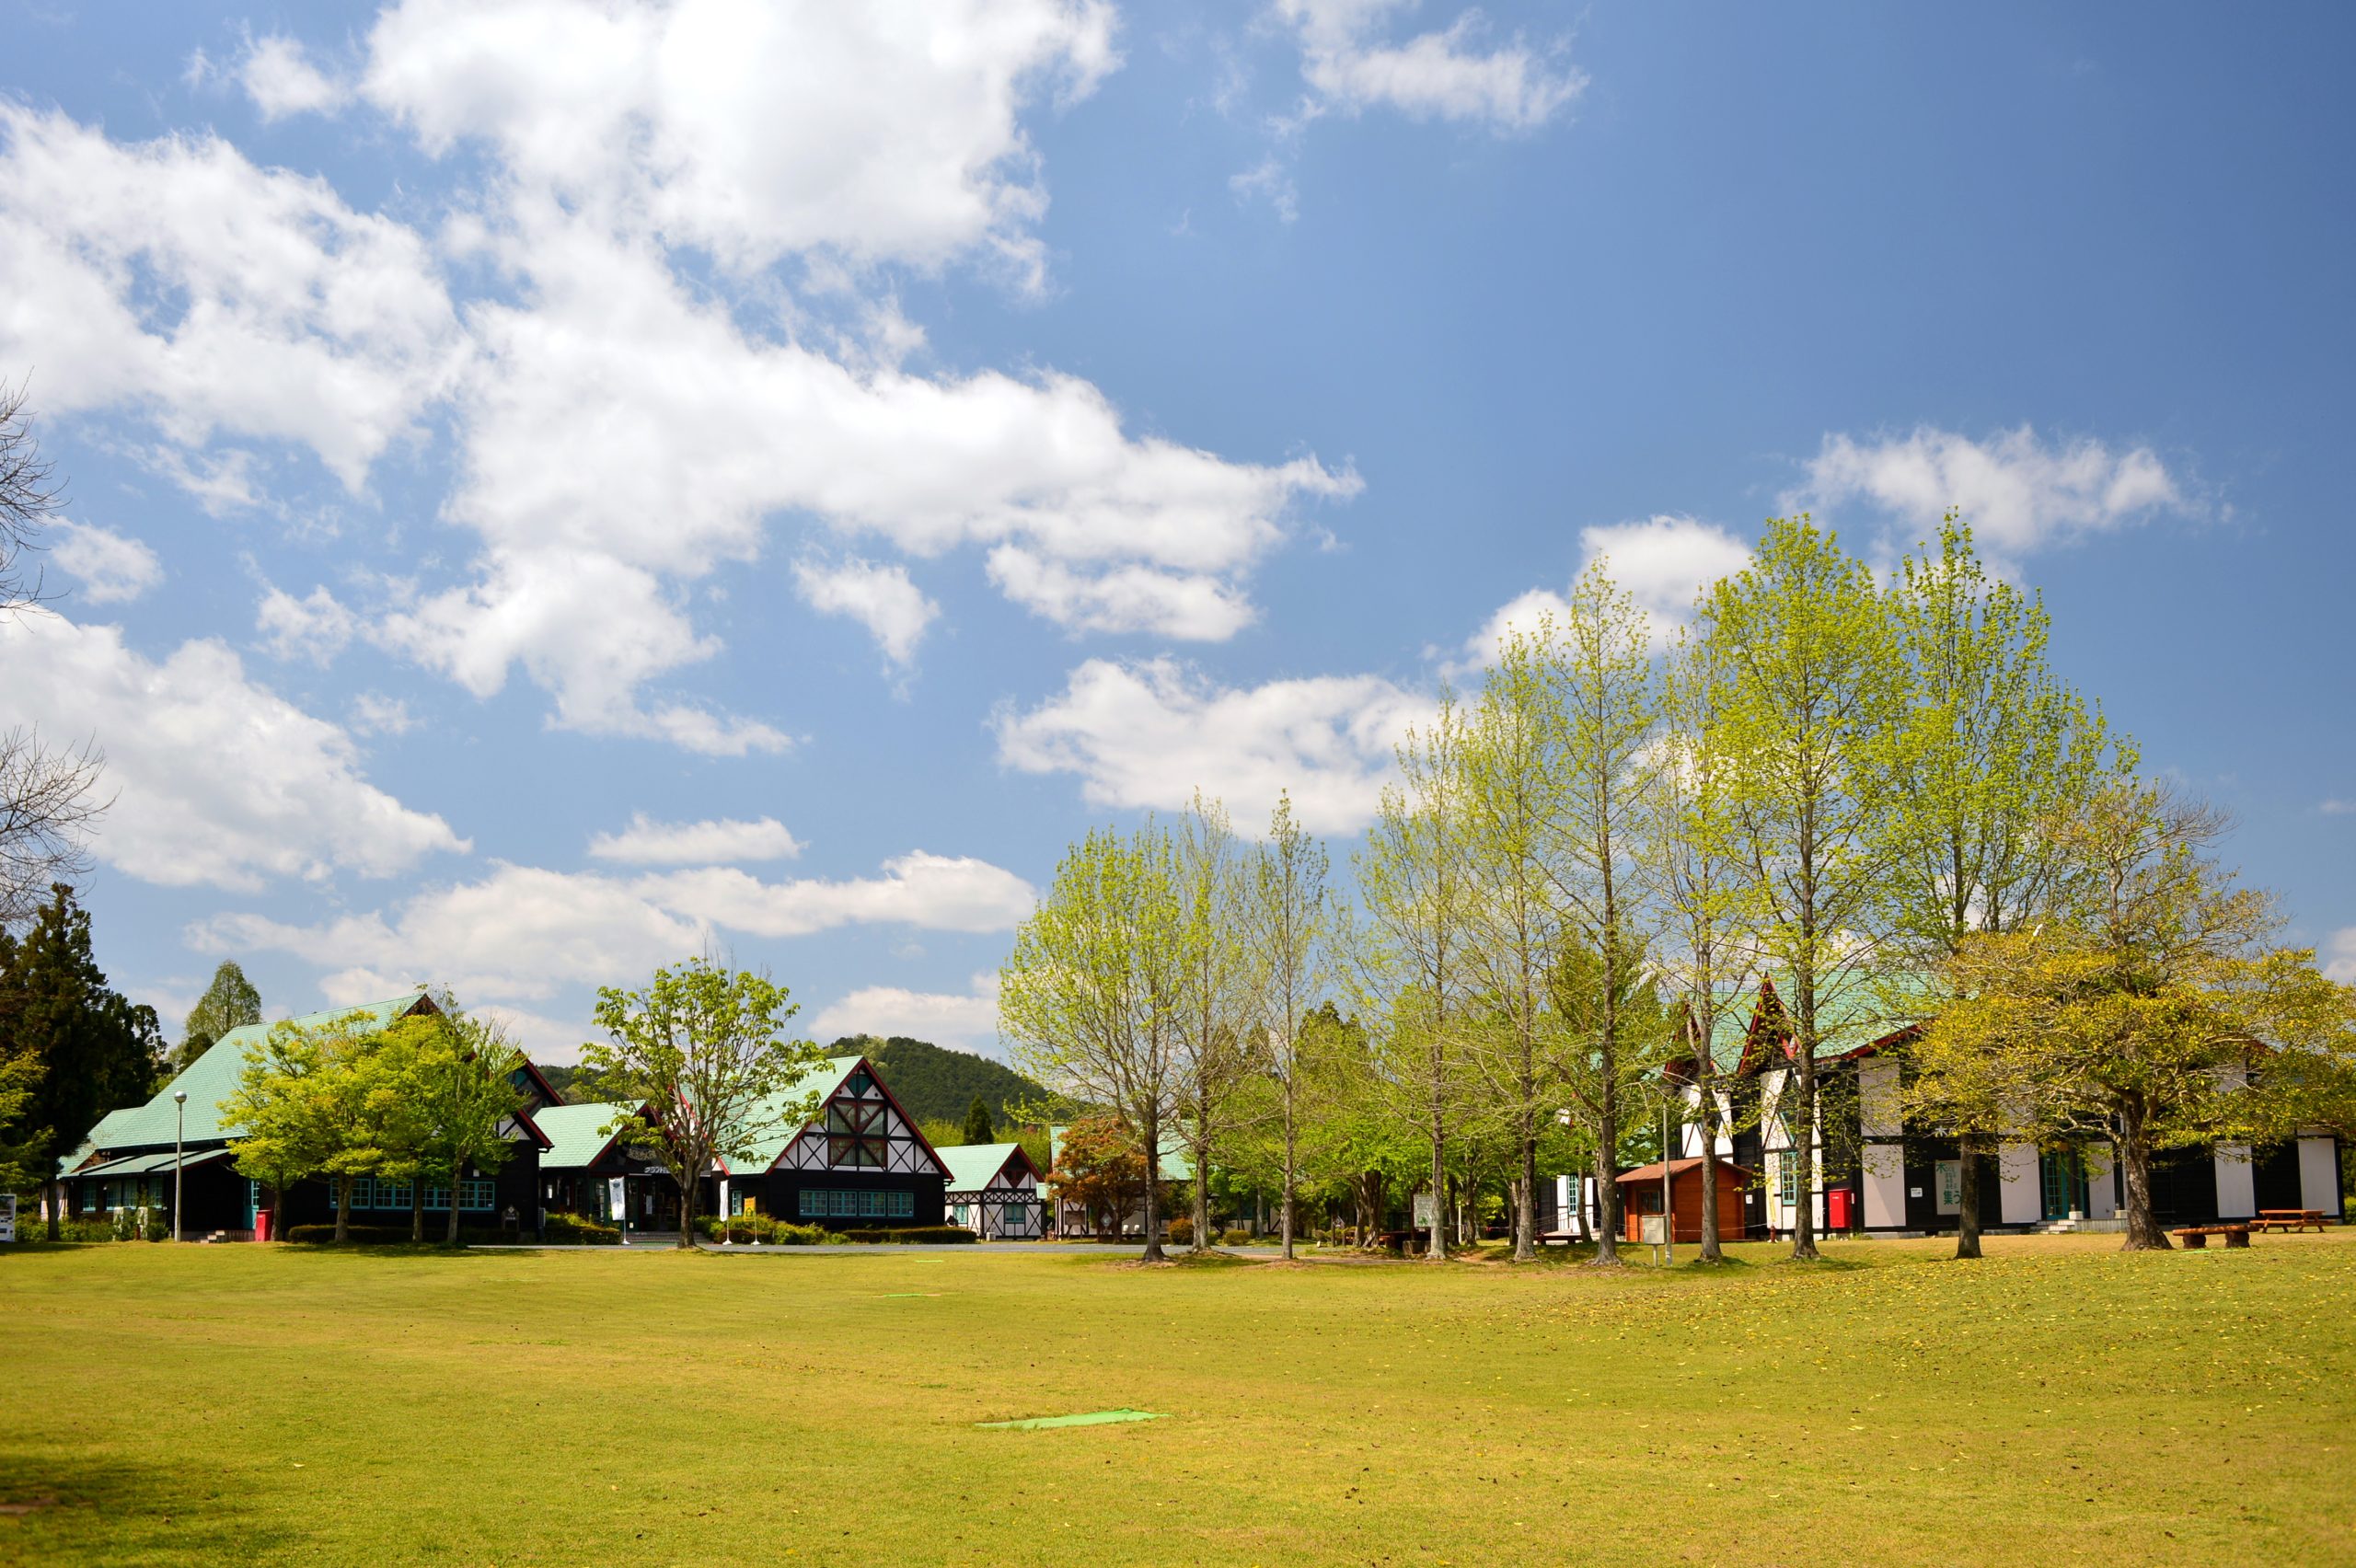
[1615,1158,1754,1244]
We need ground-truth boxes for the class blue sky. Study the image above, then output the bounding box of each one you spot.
[6,1,2351,1061]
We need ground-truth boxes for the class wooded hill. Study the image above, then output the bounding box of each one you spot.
[839,1036,1048,1129]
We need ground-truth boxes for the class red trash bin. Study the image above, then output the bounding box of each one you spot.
[254,1209,273,1243]
[1827,1189,1852,1231]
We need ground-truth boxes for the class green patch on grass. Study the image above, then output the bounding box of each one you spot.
[975,1408,1166,1430]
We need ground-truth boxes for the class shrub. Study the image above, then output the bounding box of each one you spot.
[542,1211,620,1246]
[1220,1227,1253,1247]
[835,1225,976,1245]
[1166,1216,1195,1247]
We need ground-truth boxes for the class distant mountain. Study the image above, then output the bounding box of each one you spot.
[841,1035,1049,1131]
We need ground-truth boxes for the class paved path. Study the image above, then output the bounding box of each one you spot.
[474,1237,1300,1257]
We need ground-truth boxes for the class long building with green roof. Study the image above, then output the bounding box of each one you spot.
[57,992,561,1240]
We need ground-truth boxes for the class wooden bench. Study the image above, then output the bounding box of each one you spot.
[2248,1210,2327,1234]
[2172,1225,2250,1250]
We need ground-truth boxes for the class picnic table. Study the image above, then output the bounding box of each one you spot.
[2248,1209,2327,1233]
[2172,1224,2250,1250]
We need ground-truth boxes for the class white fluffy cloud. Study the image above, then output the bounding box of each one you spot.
[1276,0,1585,132]
[997,656,1430,835]
[49,522,163,605]
[257,584,358,664]
[0,104,463,495]
[237,35,353,121]
[588,813,803,866]
[3,612,467,892]
[364,0,1118,282]
[196,851,1036,1003]
[810,972,1001,1055]
[2327,929,2356,984]
[1794,426,2189,564]
[792,557,938,668]
[986,547,1259,640]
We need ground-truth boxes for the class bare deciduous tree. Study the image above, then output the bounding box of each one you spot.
[1,379,64,615]
[0,730,108,929]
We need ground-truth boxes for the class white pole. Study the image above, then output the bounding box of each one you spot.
[719,1175,731,1246]
[173,1090,188,1243]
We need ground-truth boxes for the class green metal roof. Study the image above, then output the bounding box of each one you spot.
[939,1142,1034,1193]
[71,1147,232,1179]
[59,994,435,1171]
[533,1102,634,1170]
[722,1056,862,1174]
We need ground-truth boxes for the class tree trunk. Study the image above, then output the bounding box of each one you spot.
[334,1175,351,1244]
[1191,1141,1211,1253]
[1513,1107,1537,1262]
[47,1179,62,1241]
[1954,1139,1985,1260]
[445,1170,462,1246]
[1591,1099,1623,1265]
[410,1180,425,1244]
[2117,1101,2171,1251]
[1281,1076,1298,1261]
[676,1170,698,1250]
[1696,1071,1725,1264]
[1788,984,1821,1262]
[1139,1116,1165,1262]
[1426,1118,1449,1262]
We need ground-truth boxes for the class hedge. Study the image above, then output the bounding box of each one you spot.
[283,1224,507,1245]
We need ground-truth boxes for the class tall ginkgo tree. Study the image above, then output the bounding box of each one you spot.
[1699,516,1911,1262]
[1884,515,2121,1258]
[1000,821,1189,1262]
[1244,790,1333,1261]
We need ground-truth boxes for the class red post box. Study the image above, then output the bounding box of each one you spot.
[1827,1189,1852,1231]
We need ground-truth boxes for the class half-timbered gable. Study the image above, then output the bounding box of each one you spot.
[940,1142,1046,1239]
[711,1055,951,1228]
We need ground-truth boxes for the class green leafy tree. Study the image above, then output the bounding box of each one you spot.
[1543,565,1662,1264]
[222,1009,386,1242]
[1884,516,2121,1258]
[583,959,829,1250]
[175,960,263,1074]
[0,1043,43,1196]
[1173,793,1260,1252]
[1459,623,1576,1263]
[1349,694,1478,1261]
[1,884,162,1237]
[1243,790,1334,1260]
[1644,622,1760,1262]
[961,1095,995,1146]
[1000,820,1189,1262]
[1698,516,1911,1262]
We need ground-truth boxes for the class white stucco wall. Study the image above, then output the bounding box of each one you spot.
[2083,1147,2118,1219]
[1998,1143,2040,1225]
[2212,1146,2257,1218]
[1863,1141,1906,1228]
[2298,1137,2342,1216]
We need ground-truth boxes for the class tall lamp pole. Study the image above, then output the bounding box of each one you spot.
[1661,1098,1674,1267]
[172,1090,188,1243]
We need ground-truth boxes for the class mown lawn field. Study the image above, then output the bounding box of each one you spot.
[3,1231,2352,1567]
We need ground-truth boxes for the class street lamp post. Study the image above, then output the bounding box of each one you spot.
[1661,1099,1675,1267]
[172,1090,188,1243]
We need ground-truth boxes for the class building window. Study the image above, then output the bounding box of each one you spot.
[1777,1159,1796,1205]
[459,1180,495,1211]
[799,1189,914,1220]
[825,1099,888,1169]
[424,1184,451,1211]
[380,1181,413,1210]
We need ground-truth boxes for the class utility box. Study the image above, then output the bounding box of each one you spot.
[1828,1188,1853,1231]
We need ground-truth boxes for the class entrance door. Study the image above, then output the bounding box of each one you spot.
[2039,1150,2089,1220]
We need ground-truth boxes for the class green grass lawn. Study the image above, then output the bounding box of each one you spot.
[4,1232,2353,1567]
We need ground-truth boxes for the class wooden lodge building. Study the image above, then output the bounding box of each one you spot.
[1614,1158,1753,1245]
[56,994,560,1240]
[1673,978,2346,1239]
[940,1142,1046,1239]
[707,1055,951,1228]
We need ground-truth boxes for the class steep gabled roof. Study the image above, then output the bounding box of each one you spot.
[939,1141,1041,1193]
[533,1101,639,1170]
[1731,976,1929,1079]
[63,994,439,1170]
[719,1053,949,1179]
